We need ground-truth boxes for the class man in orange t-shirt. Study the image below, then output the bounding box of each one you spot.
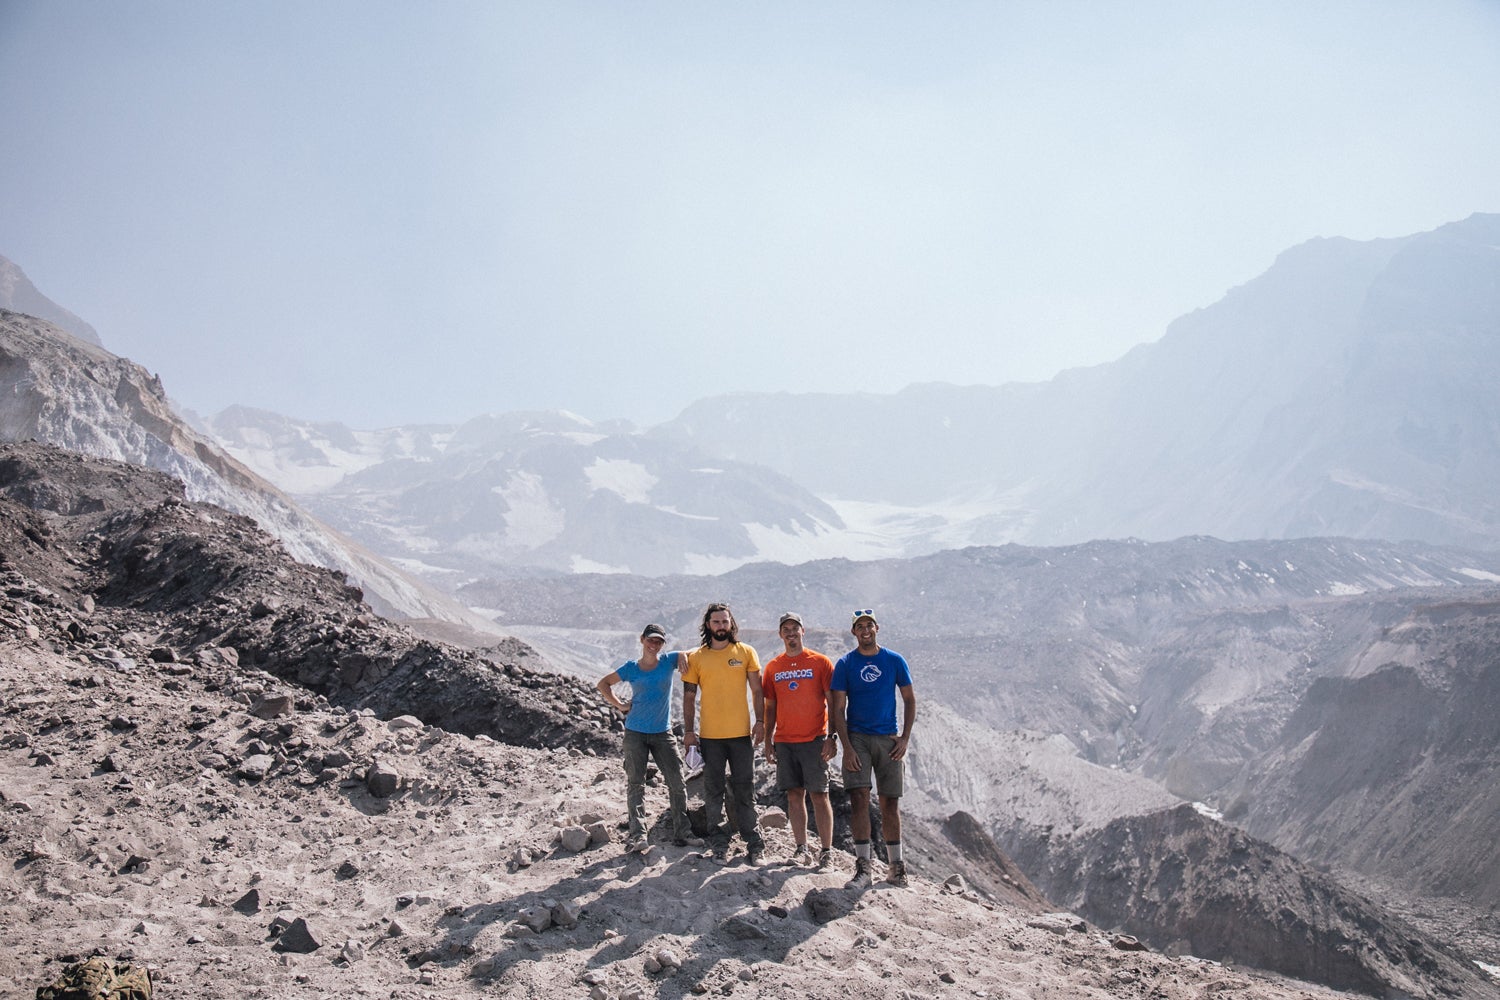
[761,612,837,869]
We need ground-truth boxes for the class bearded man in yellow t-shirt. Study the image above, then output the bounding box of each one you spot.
[682,602,766,865]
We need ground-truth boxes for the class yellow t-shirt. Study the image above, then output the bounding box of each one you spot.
[684,642,762,739]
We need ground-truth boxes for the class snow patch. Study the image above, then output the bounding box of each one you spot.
[1459,567,1500,583]
[657,506,717,522]
[1327,582,1366,596]
[495,472,565,547]
[1191,801,1223,821]
[585,458,657,503]
[681,552,746,576]
[389,556,457,578]
[572,555,631,574]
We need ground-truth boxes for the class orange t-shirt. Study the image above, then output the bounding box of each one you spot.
[761,649,834,744]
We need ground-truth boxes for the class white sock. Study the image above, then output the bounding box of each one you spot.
[885,841,903,864]
[854,840,872,860]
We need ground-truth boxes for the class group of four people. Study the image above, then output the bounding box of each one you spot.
[594,603,917,889]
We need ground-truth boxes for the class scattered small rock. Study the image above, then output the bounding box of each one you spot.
[518,906,552,933]
[551,899,583,929]
[272,917,322,954]
[758,806,788,829]
[805,887,848,924]
[249,694,294,719]
[1027,912,1087,935]
[722,914,768,940]
[236,754,275,781]
[558,825,591,853]
[365,759,400,797]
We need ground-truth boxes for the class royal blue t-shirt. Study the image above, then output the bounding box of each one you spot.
[617,651,683,734]
[831,647,913,735]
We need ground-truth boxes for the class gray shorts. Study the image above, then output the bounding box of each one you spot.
[774,737,830,793]
[844,732,904,798]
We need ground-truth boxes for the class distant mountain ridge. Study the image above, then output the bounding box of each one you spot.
[208,405,848,580]
[200,213,1500,577]
[656,212,1500,552]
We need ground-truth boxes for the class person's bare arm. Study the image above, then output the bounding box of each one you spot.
[682,682,699,748]
[750,673,766,745]
[832,690,860,772]
[891,684,916,760]
[595,671,629,713]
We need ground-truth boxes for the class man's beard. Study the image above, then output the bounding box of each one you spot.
[712,628,732,642]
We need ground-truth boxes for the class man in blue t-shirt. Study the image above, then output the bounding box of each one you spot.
[596,623,702,852]
[831,608,917,889]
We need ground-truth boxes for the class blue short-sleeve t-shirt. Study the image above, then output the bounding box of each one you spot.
[616,651,683,734]
[831,647,913,736]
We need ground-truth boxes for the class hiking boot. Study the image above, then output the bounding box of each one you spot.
[674,835,705,848]
[711,844,732,866]
[746,844,765,866]
[790,844,812,866]
[814,848,834,871]
[625,836,648,854]
[844,857,873,889]
[885,860,909,887]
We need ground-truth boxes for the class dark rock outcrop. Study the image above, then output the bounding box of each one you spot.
[0,440,614,756]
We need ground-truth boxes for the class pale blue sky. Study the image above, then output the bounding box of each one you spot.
[3,2,1498,428]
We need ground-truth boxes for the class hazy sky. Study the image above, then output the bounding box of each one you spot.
[3,2,1499,429]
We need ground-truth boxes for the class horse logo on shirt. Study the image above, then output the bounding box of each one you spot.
[860,662,882,684]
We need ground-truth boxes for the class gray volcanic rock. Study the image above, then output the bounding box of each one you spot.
[1229,596,1500,906]
[1031,804,1491,999]
[0,440,615,756]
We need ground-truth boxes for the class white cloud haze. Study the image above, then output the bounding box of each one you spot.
[2,1,1498,427]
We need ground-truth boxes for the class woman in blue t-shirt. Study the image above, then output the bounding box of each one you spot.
[596,623,703,852]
